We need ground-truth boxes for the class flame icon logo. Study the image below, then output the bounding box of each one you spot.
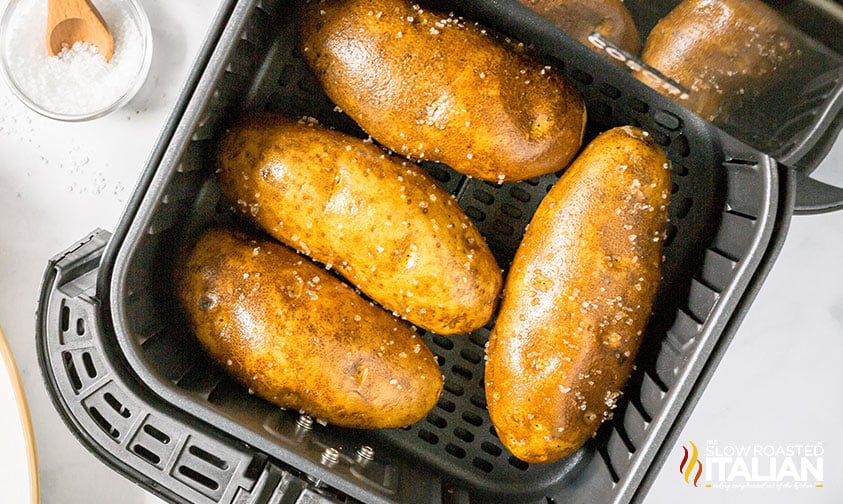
[679,441,703,487]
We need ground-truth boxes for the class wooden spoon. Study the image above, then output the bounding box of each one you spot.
[46,0,114,62]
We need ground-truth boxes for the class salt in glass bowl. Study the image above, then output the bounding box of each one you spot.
[0,0,153,121]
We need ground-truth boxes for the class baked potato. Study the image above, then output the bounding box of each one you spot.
[485,126,670,463]
[519,0,640,56]
[175,227,443,429]
[299,0,586,182]
[217,114,502,335]
[638,0,797,121]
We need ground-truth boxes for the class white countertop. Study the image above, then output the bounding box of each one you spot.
[0,1,840,503]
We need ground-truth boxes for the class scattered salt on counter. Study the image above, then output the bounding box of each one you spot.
[3,0,145,116]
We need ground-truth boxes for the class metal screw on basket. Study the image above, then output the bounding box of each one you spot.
[321,447,340,467]
[296,414,314,430]
[356,445,375,465]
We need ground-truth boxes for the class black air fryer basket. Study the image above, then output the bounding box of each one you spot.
[36,0,843,503]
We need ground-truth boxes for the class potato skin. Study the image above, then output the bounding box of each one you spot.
[638,0,796,121]
[485,126,670,463]
[519,0,640,56]
[217,114,502,335]
[175,228,443,429]
[299,0,586,182]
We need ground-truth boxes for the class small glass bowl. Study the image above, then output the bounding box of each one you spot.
[0,0,153,121]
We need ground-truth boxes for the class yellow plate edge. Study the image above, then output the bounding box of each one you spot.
[0,325,40,504]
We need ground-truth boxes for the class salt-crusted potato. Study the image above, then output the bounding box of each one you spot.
[519,0,640,56]
[485,126,670,463]
[175,228,443,429]
[638,0,797,121]
[217,114,502,335]
[299,0,586,182]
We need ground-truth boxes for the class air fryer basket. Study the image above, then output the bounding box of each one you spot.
[37,0,840,503]
[618,0,843,171]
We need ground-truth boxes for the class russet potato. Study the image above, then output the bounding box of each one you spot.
[175,228,443,429]
[217,114,502,335]
[299,0,586,182]
[485,126,671,463]
[638,0,797,121]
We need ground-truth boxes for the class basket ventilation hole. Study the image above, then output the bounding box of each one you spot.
[675,197,693,219]
[188,445,229,470]
[508,456,529,471]
[443,382,464,397]
[469,332,487,348]
[432,335,454,350]
[501,203,523,219]
[675,135,690,157]
[427,413,447,429]
[63,352,83,392]
[445,443,466,459]
[438,398,457,413]
[89,407,119,438]
[454,427,474,443]
[470,394,487,410]
[570,68,593,84]
[143,424,171,444]
[459,348,482,365]
[464,206,486,222]
[178,466,219,491]
[462,411,483,427]
[418,429,439,445]
[664,223,678,247]
[451,365,473,380]
[492,220,515,237]
[61,305,70,332]
[509,186,531,203]
[651,130,670,147]
[473,189,494,205]
[82,352,97,379]
[76,318,85,336]
[133,444,161,465]
[472,457,494,473]
[103,392,130,418]
[599,83,621,99]
[627,98,649,113]
[481,441,502,457]
[424,163,452,184]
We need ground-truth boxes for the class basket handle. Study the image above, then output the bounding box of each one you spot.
[779,65,843,215]
[793,169,843,215]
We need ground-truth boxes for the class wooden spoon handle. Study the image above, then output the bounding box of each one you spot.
[46,0,114,61]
